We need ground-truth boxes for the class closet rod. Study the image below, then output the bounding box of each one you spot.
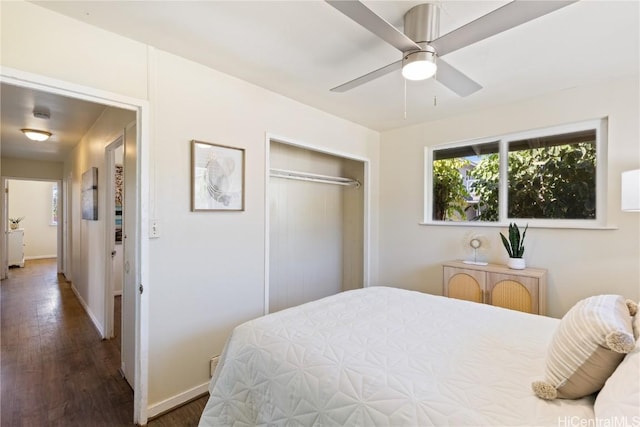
[270,168,361,188]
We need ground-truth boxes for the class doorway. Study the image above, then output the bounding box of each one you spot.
[4,178,61,271]
[0,70,149,424]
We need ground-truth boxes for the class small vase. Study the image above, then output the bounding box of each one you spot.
[507,258,526,270]
[9,223,18,230]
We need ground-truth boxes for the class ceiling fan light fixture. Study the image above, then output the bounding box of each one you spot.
[21,128,52,142]
[402,48,437,81]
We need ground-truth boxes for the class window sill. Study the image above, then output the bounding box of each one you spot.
[418,221,618,230]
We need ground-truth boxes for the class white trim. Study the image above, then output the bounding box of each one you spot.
[71,283,105,339]
[1,179,7,280]
[104,135,124,341]
[136,46,155,425]
[113,290,123,297]
[24,255,57,260]
[1,66,150,426]
[146,382,209,419]
[0,66,145,111]
[264,132,372,315]
[62,172,73,281]
[264,137,271,316]
[417,221,618,230]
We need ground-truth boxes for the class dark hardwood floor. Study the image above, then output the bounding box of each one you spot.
[1,259,208,426]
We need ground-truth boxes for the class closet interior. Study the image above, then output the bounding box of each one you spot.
[268,140,365,313]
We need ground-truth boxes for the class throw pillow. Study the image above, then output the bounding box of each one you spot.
[532,294,635,400]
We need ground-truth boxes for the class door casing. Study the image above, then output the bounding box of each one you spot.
[0,66,151,425]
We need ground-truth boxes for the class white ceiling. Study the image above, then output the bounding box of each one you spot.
[2,1,638,162]
[0,83,106,162]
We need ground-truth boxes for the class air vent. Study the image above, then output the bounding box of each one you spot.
[33,107,50,120]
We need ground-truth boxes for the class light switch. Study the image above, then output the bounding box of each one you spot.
[150,219,160,238]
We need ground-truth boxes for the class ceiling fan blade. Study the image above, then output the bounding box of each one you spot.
[330,60,402,92]
[431,1,577,57]
[435,58,482,97]
[326,1,420,53]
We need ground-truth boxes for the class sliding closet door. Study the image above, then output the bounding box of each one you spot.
[270,178,344,312]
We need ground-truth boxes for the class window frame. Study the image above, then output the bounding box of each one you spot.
[424,118,608,228]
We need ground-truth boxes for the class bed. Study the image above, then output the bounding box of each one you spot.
[199,286,638,426]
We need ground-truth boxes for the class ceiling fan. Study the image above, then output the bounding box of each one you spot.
[326,0,577,96]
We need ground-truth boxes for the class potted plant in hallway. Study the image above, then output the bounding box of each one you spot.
[500,222,528,269]
[9,217,24,230]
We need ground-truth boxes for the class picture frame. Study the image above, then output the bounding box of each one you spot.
[191,140,245,211]
[81,166,98,220]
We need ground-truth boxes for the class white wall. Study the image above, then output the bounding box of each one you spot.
[378,77,640,318]
[147,50,379,405]
[1,158,63,180]
[7,179,58,258]
[2,1,380,412]
[0,1,148,100]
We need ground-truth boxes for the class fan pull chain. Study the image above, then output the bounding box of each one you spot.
[403,79,407,120]
[433,66,438,107]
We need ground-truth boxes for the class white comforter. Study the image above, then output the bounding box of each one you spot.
[199,287,595,426]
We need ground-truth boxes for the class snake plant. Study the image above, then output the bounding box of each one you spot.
[499,223,528,258]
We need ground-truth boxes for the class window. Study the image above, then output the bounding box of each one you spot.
[425,119,606,227]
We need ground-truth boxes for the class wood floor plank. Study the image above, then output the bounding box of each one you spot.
[1,259,209,426]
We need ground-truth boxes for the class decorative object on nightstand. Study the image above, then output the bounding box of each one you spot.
[442,261,547,315]
[9,216,24,230]
[500,222,528,270]
[621,169,640,212]
[462,232,489,265]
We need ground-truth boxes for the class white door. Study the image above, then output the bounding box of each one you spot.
[2,179,8,279]
[62,176,72,280]
[122,123,137,388]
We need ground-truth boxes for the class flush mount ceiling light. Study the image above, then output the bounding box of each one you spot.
[21,128,52,142]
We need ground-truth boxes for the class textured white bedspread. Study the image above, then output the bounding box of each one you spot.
[199,287,595,426]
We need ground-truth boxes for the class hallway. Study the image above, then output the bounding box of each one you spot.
[0,259,133,426]
[1,258,208,426]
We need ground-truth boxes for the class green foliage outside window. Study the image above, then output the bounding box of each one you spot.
[468,153,499,221]
[506,143,596,219]
[432,158,470,220]
[433,142,596,221]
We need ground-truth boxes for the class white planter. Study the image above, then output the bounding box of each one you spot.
[507,258,526,270]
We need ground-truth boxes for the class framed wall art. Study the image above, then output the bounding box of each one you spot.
[115,164,123,242]
[191,140,245,211]
[81,166,98,220]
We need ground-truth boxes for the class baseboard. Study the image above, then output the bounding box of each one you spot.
[25,255,57,260]
[147,381,210,419]
[70,283,105,339]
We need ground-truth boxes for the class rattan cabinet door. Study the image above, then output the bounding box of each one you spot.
[443,266,486,304]
[487,273,539,314]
